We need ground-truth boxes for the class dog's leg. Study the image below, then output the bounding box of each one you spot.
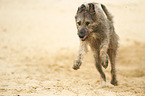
[100,37,109,68]
[101,54,108,69]
[94,50,106,83]
[108,49,118,86]
[73,41,88,70]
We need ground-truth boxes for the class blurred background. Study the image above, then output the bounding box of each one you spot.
[0,0,145,95]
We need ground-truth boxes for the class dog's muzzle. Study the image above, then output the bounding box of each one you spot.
[78,28,88,41]
[79,35,88,41]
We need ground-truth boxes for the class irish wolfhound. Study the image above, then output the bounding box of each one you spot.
[73,3,119,86]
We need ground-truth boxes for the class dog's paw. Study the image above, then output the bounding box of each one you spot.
[102,55,108,69]
[111,79,118,86]
[72,60,82,70]
[100,49,108,69]
[100,49,107,61]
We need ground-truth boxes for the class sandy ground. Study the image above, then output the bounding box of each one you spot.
[0,0,145,96]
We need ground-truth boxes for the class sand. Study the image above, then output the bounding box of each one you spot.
[0,0,145,95]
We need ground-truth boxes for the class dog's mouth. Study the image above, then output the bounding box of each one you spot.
[80,35,88,41]
[79,31,92,41]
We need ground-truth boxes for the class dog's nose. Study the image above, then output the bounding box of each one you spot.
[78,29,86,38]
[79,33,85,38]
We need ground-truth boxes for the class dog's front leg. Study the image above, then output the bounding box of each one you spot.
[100,36,109,68]
[73,41,88,70]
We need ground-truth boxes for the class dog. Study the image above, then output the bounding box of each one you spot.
[73,3,119,86]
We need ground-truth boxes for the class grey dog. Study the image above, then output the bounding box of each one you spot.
[73,3,119,86]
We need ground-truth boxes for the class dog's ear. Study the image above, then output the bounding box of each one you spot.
[75,4,86,19]
[77,4,86,13]
[88,3,96,21]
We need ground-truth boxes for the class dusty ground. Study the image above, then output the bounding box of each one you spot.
[0,0,145,96]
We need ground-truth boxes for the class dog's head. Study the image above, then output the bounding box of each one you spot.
[75,3,97,41]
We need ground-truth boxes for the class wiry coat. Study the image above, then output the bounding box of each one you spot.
[73,3,119,86]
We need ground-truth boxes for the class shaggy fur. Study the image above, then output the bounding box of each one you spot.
[73,3,119,86]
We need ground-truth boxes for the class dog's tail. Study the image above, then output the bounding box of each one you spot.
[101,4,113,21]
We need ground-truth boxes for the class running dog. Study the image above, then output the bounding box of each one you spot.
[73,3,119,86]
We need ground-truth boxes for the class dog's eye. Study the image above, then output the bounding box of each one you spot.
[86,22,90,26]
[77,21,81,25]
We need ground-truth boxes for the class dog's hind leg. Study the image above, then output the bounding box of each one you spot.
[73,41,88,70]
